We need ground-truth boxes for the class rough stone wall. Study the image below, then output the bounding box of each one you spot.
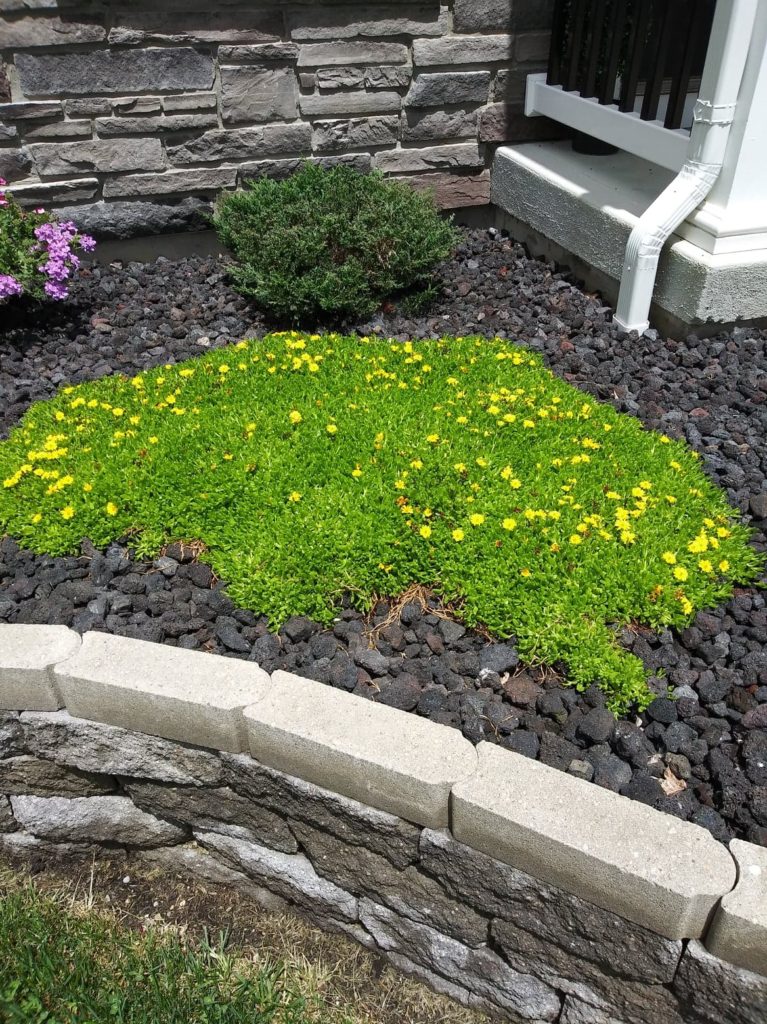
[1,708,764,1024]
[0,1,560,239]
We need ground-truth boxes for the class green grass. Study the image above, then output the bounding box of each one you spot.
[0,885,348,1024]
[0,332,760,711]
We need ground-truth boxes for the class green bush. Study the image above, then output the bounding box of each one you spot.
[212,163,459,321]
[0,333,760,712]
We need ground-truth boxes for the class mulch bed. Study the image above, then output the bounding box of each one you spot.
[1,228,766,848]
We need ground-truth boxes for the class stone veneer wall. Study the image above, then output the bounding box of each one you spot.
[0,0,560,239]
[0,624,766,1024]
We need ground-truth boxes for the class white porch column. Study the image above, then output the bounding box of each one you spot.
[680,2,767,256]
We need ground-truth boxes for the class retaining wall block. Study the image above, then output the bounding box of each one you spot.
[451,742,737,940]
[54,631,270,752]
[0,624,80,711]
[243,669,477,828]
[705,839,767,977]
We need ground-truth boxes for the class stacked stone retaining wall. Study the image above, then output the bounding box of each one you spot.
[0,624,765,1023]
[0,0,561,238]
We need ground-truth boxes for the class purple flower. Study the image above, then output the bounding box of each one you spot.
[78,234,96,253]
[0,275,23,299]
[43,280,69,301]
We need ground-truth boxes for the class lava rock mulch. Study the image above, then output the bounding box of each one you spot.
[1,232,767,849]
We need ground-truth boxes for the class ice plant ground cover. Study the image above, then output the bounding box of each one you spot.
[0,332,760,711]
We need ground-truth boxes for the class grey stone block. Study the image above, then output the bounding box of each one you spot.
[673,940,767,1024]
[126,781,297,854]
[0,147,32,183]
[140,843,291,914]
[221,751,421,870]
[24,120,92,140]
[413,35,513,66]
[374,143,483,174]
[287,6,448,41]
[395,170,491,208]
[405,72,491,107]
[111,97,163,115]
[55,632,269,753]
[167,123,311,166]
[491,918,685,1024]
[364,66,412,89]
[54,198,210,240]
[360,899,561,1021]
[65,98,111,117]
[0,714,23,760]
[243,670,476,828]
[95,114,218,137]
[452,743,737,940]
[0,124,17,140]
[312,116,399,153]
[0,101,61,121]
[195,830,359,924]
[102,167,236,199]
[516,31,551,63]
[7,178,99,205]
[20,711,223,786]
[0,625,79,711]
[418,830,683,985]
[0,755,115,797]
[299,91,402,117]
[479,102,562,143]
[162,93,217,114]
[219,43,299,64]
[0,830,96,862]
[401,108,479,143]
[298,41,409,68]
[292,820,488,947]
[107,11,282,46]
[0,795,17,833]
[11,794,187,848]
[316,67,365,90]
[706,839,767,977]
[0,15,105,47]
[454,0,513,33]
[221,66,297,124]
[31,138,164,177]
[17,49,215,96]
[559,996,631,1024]
[237,154,372,185]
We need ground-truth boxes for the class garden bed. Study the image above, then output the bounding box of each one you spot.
[1,228,766,848]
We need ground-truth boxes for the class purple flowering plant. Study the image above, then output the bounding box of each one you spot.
[0,178,95,303]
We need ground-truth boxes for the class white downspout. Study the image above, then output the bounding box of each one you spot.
[613,0,757,334]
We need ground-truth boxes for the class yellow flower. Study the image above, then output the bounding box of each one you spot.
[469,513,485,527]
[502,518,517,531]
[223,453,233,461]
[410,459,423,470]
[665,495,677,504]
[719,559,730,572]
[83,483,93,492]
[509,478,521,489]
[520,568,531,578]
[454,463,467,473]
[218,364,230,374]
[289,491,301,503]
[419,525,432,539]
[452,529,465,542]
[456,416,468,425]
[326,423,338,435]
[60,506,75,520]
[351,466,363,478]
[149,436,159,444]
[569,534,582,546]
[523,419,535,429]
[112,407,124,417]
[687,534,708,554]
[673,566,689,582]
[426,433,439,443]
[698,560,713,573]
[105,502,118,516]
[289,410,302,425]
[661,552,676,564]
[31,513,42,524]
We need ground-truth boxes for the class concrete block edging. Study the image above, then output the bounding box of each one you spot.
[0,623,764,978]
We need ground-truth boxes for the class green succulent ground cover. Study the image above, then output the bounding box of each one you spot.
[0,333,760,711]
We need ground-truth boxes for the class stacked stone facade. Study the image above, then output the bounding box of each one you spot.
[2,709,766,1024]
[0,1,559,238]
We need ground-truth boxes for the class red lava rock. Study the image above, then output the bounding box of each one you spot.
[742,705,767,729]
[503,673,541,708]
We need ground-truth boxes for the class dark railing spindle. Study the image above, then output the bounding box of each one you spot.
[564,0,589,93]
[641,1,676,122]
[665,0,714,129]
[619,1,653,113]
[582,0,608,98]
[547,0,570,87]
[598,1,629,105]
